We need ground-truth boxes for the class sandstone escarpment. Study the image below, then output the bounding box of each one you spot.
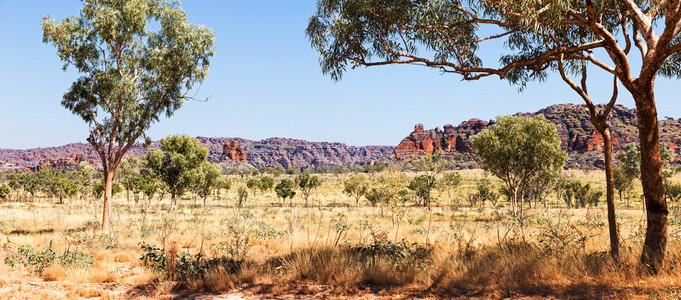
[392,119,492,160]
[391,104,681,167]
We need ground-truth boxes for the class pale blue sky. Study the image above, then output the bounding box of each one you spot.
[0,1,678,149]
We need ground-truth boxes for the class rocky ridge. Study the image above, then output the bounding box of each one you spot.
[393,103,681,168]
[0,137,394,172]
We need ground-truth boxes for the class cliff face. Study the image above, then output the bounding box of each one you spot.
[392,119,493,160]
[392,104,681,166]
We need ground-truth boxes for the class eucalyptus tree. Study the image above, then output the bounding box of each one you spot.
[471,115,566,217]
[144,134,209,210]
[188,162,224,207]
[42,0,215,233]
[295,172,322,206]
[343,173,369,206]
[307,0,681,271]
[275,179,296,205]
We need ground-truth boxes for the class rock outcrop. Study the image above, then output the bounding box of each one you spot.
[392,119,493,160]
[392,103,681,167]
[220,141,247,163]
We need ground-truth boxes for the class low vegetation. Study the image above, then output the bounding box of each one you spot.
[1,167,681,298]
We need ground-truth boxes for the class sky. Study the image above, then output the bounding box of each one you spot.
[0,1,679,149]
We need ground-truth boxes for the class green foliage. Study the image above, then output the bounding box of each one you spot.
[34,168,79,203]
[144,134,209,201]
[259,176,275,193]
[0,184,9,200]
[613,165,636,203]
[275,179,296,203]
[94,181,122,199]
[665,183,681,203]
[343,173,369,205]
[470,179,499,207]
[295,172,322,204]
[75,162,95,199]
[407,175,436,206]
[616,143,641,179]
[439,172,462,196]
[187,162,224,204]
[5,245,93,274]
[471,115,566,215]
[246,178,261,195]
[366,167,407,206]
[561,181,602,208]
[365,188,391,207]
[132,170,162,200]
[140,242,241,281]
[118,156,140,202]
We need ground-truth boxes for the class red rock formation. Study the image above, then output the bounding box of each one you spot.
[221,141,247,162]
[392,120,491,160]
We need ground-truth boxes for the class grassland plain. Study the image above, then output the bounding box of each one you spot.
[1,170,681,299]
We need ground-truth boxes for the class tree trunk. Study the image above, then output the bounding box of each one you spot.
[512,186,519,216]
[102,170,115,234]
[635,88,667,273]
[170,186,177,210]
[601,127,620,262]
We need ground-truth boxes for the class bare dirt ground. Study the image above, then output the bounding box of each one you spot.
[0,280,657,300]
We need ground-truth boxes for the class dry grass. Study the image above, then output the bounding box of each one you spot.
[0,170,680,298]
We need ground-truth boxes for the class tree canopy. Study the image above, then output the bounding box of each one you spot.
[471,115,566,217]
[42,0,215,233]
[144,134,209,208]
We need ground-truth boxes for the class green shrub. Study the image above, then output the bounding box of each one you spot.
[4,245,93,273]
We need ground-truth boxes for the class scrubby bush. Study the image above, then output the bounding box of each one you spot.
[4,245,93,274]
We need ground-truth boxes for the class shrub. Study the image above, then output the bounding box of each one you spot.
[4,245,93,274]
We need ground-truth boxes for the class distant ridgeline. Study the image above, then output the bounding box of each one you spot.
[1,104,679,173]
[391,103,681,169]
[0,137,395,173]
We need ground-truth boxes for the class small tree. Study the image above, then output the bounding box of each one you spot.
[295,172,322,206]
[407,175,437,207]
[246,178,261,196]
[614,165,636,208]
[470,179,499,208]
[275,179,296,206]
[144,134,209,210]
[471,115,566,217]
[365,188,390,207]
[343,173,369,206]
[259,176,275,194]
[190,162,224,207]
[0,184,10,200]
[439,172,462,205]
[118,156,140,205]
[75,162,95,201]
